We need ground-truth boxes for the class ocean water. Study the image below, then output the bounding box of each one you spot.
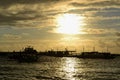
[0,56,120,80]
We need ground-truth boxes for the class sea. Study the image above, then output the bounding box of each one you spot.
[0,56,120,80]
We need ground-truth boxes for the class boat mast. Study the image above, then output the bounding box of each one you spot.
[83,46,85,52]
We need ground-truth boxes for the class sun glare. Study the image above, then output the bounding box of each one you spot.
[56,13,84,35]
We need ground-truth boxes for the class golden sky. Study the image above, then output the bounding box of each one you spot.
[0,0,120,53]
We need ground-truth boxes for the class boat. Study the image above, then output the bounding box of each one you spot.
[78,51,115,59]
[12,46,39,62]
[77,47,115,59]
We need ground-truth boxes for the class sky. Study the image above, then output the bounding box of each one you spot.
[0,0,120,53]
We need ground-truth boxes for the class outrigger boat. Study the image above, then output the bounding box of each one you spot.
[78,51,115,59]
[77,47,115,59]
[11,46,39,62]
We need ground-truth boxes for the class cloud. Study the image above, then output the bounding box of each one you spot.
[70,0,120,7]
[68,0,120,18]
[98,40,108,48]
[116,32,120,36]
[1,0,119,29]
[0,0,66,8]
[68,7,120,14]
[115,32,120,47]
[116,40,120,47]
[67,8,100,14]
[2,34,22,40]
[0,13,45,29]
[94,11,120,17]
[0,0,70,28]
[0,11,39,22]
[81,28,117,35]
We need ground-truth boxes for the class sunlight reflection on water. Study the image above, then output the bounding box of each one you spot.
[59,57,85,80]
[0,56,120,80]
[63,58,76,80]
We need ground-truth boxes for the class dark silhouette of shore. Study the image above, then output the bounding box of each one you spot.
[0,46,119,62]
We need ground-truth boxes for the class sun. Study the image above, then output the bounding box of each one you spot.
[56,13,84,35]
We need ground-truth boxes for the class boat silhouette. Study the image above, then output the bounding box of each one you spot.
[78,47,115,59]
[78,51,115,59]
[12,46,39,62]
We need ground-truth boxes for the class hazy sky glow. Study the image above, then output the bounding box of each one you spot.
[0,0,120,53]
